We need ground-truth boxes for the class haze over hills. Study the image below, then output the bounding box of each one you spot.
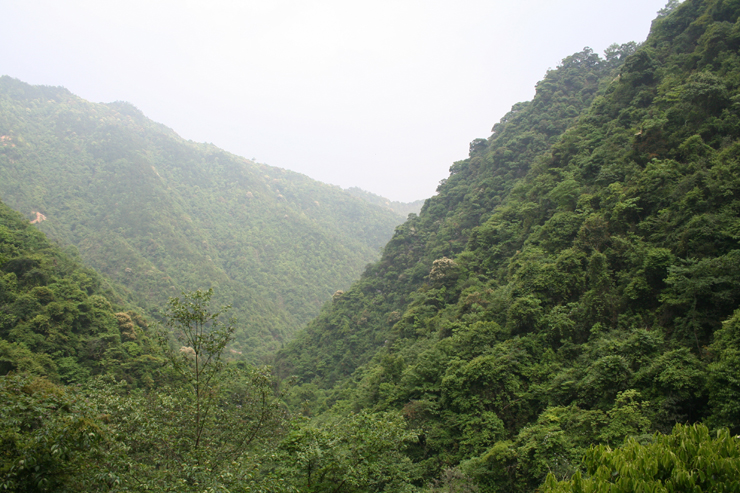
[344,187,425,219]
[3,0,740,491]
[0,77,414,360]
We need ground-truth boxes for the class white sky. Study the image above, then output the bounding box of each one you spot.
[2,0,668,202]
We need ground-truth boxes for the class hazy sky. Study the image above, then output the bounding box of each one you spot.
[2,0,669,202]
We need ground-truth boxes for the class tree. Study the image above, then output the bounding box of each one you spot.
[707,308,740,433]
[159,288,235,453]
[0,374,109,492]
[276,410,419,493]
[542,423,740,493]
[86,289,289,490]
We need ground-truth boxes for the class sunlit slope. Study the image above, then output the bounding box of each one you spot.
[277,0,740,490]
[0,78,404,360]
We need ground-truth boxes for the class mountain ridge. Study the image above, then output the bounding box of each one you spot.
[0,77,408,360]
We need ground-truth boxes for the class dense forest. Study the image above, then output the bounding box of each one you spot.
[0,199,164,386]
[276,0,740,490]
[0,81,409,361]
[2,0,740,491]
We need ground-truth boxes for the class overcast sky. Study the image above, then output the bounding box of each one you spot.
[2,0,669,202]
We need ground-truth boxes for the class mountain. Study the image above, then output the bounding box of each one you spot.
[275,41,638,387]
[275,0,740,490]
[0,78,407,361]
[344,187,425,218]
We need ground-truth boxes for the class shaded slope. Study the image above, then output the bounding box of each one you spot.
[0,80,405,360]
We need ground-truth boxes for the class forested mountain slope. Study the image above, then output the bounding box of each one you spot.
[276,42,639,386]
[0,79,405,360]
[276,0,740,490]
[0,199,163,386]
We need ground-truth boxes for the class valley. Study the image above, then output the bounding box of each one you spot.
[2,1,740,491]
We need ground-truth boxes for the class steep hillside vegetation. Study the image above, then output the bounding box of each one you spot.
[276,42,639,386]
[276,0,740,490]
[0,199,163,386]
[0,80,405,360]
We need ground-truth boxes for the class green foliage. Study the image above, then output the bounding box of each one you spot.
[149,289,288,478]
[275,410,419,493]
[5,1,740,492]
[0,79,406,361]
[542,423,740,493]
[707,307,740,433]
[276,1,740,490]
[84,367,287,491]
[0,198,164,386]
[0,289,291,492]
[98,290,291,489]
[1,201,419,490]
[0,374,108,492]
[276,41,639,389]
[158,289,235,452]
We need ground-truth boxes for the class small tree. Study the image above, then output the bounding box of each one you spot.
[84,289,289,490]
[160,288,234,452]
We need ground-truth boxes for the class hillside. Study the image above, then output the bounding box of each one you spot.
[0,198,163,386]
[276,41,638,386]
[275,0,740,490]
[0,79,406,361]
